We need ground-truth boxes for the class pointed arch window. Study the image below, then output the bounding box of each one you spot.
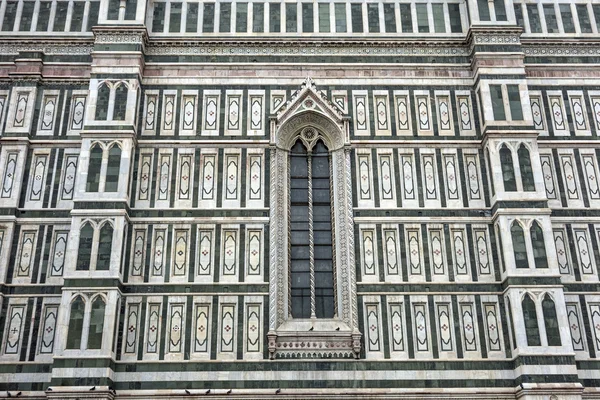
[511,222,529,269]
[290,133,334,319]
[66,296,85,349]
[96,223,114,271]
[76,223,94,271]
[518,144,536,191]
[500,145,517,192]
[530,221,548,269]
[268,79,359,359]
[542,294,561,346]
[87,296,106,349]
[95,84,110,121]
[522,294,541,346]
[113,84,128,121]
[105,145,121,192]
[86,145,103,192]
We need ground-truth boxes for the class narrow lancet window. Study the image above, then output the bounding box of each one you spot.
[290,133,335,319]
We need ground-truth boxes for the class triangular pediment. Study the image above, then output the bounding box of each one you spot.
[275,77,345,126]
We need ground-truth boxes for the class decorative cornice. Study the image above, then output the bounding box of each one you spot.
[145,40,470,57]
[0,41,93,56]
[93,27,148,48]
[523,43,600,56]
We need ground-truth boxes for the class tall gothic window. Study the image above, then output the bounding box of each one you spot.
[96,223,113,271]
[530,221,548,269]
[87,296,106,349]
[290,135,334,319]
[518,144,536,191]
[500,145,517,192]
[95,84,110,121]
[86,144,103,192]
[522,294,541,346]
[542,294,561,346]
[66,296,85,349]
[511,221,529,268]
[76,223,94,270]
[104,145,121,192]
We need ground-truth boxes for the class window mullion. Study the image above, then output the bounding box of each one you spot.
[308,151,316,319]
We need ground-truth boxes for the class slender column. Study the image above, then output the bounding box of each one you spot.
[308,151,316,319]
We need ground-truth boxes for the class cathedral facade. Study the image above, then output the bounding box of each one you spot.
[0,0,599,398]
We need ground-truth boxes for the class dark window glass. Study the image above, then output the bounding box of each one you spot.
[125,0,137,20]
[86,145,103,193]
[107,0,120,20]
[523,295,541,346]
[530,221,548,269]
[236,2,248,32]
[19,1,35,31]
[383,3,396,33]
[88,297,105,349]
[448,4,462,32]
[351,3,363,32]
[87,1,100,31]
[334,3,346,32]
[511,222,529,269]
[416,4,428,32]
[203,3,215,32]
[2,1,17,31]
[302,3,313,32]
[186,2,199,32]
[514,4,524,28]
[400,4,412,32]
[66,297,85,349]
[500,145,517,192]
[576,5,592,33]
[70,2,86,31]
[290,139,334,319]
[37,2,52,31]
[543,4,559,33]
[478,0,490,21]
[494,0,507,21]
[286,3,297,32]
[152,2,166,32]
[560,4,575,33]
[367,3,379,33]
[542,295,561,346]
[490,84,506,121]
[113,84,128,121]
[169,2,182,32]
[518,144,535,191]
[252,3,264,32]
[290,140,310,318]
[319,3,330,32]
[507,85,523,120]
[105,145,121,192]
[220,2,231,32]
[96,223,113,270]
[594,5,600,32]
[312,141,334,318]
[270,3,281,32]
[432,4,445,32]
[77,223,94,270]
[527,5,542,33]
[53,1,68,31]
